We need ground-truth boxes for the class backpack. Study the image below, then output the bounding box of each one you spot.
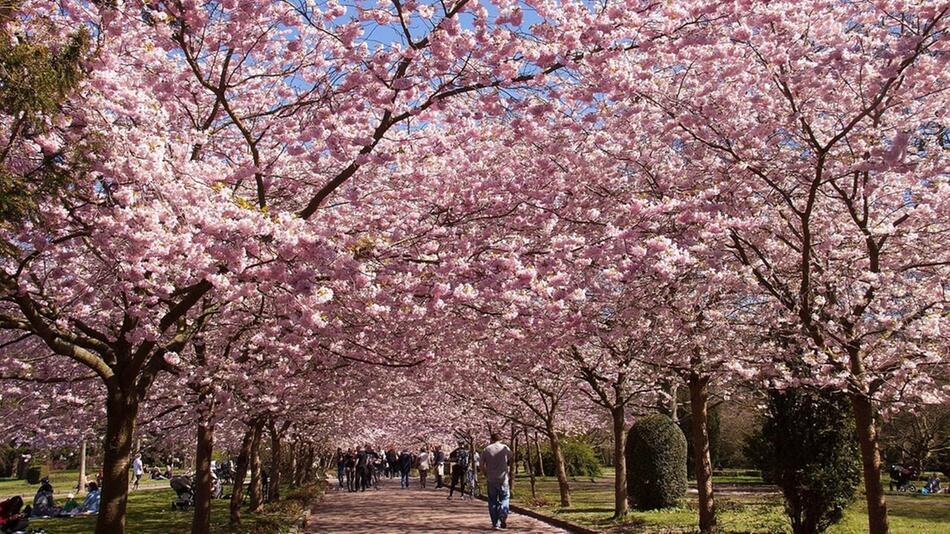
[456,449,470,469]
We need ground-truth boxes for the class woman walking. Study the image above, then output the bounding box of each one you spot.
[417,447,431,488]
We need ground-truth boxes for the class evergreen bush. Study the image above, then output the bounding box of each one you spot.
[746,389,860,534]
[625,414,688,510]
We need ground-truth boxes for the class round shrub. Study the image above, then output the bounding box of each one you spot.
[625,414,687,510]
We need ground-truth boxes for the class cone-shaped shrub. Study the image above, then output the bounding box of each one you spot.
[625,414,687,510]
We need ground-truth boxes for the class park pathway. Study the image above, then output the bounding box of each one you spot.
[307,478,570,533]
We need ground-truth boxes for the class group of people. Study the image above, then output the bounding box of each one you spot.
[0,477,101,533]
[335,433,514,530]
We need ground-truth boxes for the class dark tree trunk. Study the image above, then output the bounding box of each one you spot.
[524,427,537,498]
[535,431,544,477]
[611,405,628,518]
[94,389,139,534]
[303,445,315,483]
[851,393,889,534]
[268,422,283,502]
[688,373,716,534]
[190,396,215,534]
[248,423,264,512]
[546,425,571,507]
[509,425,517,495]
[294,442,305,486]
[229,424,256,525]
[288,438,298,488]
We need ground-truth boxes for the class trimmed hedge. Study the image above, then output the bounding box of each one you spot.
[625,414,687,510]
[534,438,603,479]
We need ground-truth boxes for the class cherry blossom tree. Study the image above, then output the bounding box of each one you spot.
[590,3,950,532]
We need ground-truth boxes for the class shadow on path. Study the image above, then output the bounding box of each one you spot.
[307,478,569,533]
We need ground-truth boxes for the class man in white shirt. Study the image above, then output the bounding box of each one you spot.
[131,453,144,490]
[481,433,512,530]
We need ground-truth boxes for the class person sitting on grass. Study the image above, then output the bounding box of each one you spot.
[0,496,30,534]
[31,477,60,517]
[78,482,101,515]
[924,474,941,494]
[60,494,80,516]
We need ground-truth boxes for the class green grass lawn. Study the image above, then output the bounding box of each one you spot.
[502,468,950,534]
[5,478,323,534]
[1,470,170,500]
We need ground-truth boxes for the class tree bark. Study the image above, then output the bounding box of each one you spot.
[611,405,628,518]
[267,422,283,502]
[524,427,537,498]
[288,438,298,488]
[509,425,517,495]
[546,425,571,507]
[303,445,315,483]
[851,393,889,534]
[535,431,544,477]
[190,395,215,534]
[94,390,139,534]
[229,424,256,525]
[669,382,679,423]
[248,423,264,512]
[688,373,716,534]
[77,439,87,494]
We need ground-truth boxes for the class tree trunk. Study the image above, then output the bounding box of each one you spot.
[94,390,139,534]
[509,425,517,495]
[229,425,256,525]
[248,423,264,512]
[611,405,628,518]
[78,439,87,494]
[524,427,537,498]
[303,445,315,483]
[294,442,305,486]
[689,373,716,534]
[268,422,283,502]
[190,396,215,534]
[546,426,571,507]
[535,431,544,477]
[669,382,679,422]
[851,393,889,534]
[288,439,298,488]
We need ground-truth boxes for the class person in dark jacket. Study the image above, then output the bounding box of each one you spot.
[385,447,398,479]
[398,449,414,488]
[447,441,470,499]
[335,447,346,489]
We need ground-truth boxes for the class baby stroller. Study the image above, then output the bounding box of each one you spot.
[170,475,195,510]
[888,464,918,493]
[214,460,234,486]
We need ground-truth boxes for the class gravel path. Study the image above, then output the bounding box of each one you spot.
[307,477,569,533]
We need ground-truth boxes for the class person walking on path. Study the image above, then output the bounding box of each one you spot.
[482,433,512,530]
[355,446,371,492]
[447,441,470,500]
[335,447,345,490]
[345,448,357,492]
[417,447,431,488]
[130,454,144,490]
[398,448,414,488]
[433,445,446,489]
[385,446,398,479]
